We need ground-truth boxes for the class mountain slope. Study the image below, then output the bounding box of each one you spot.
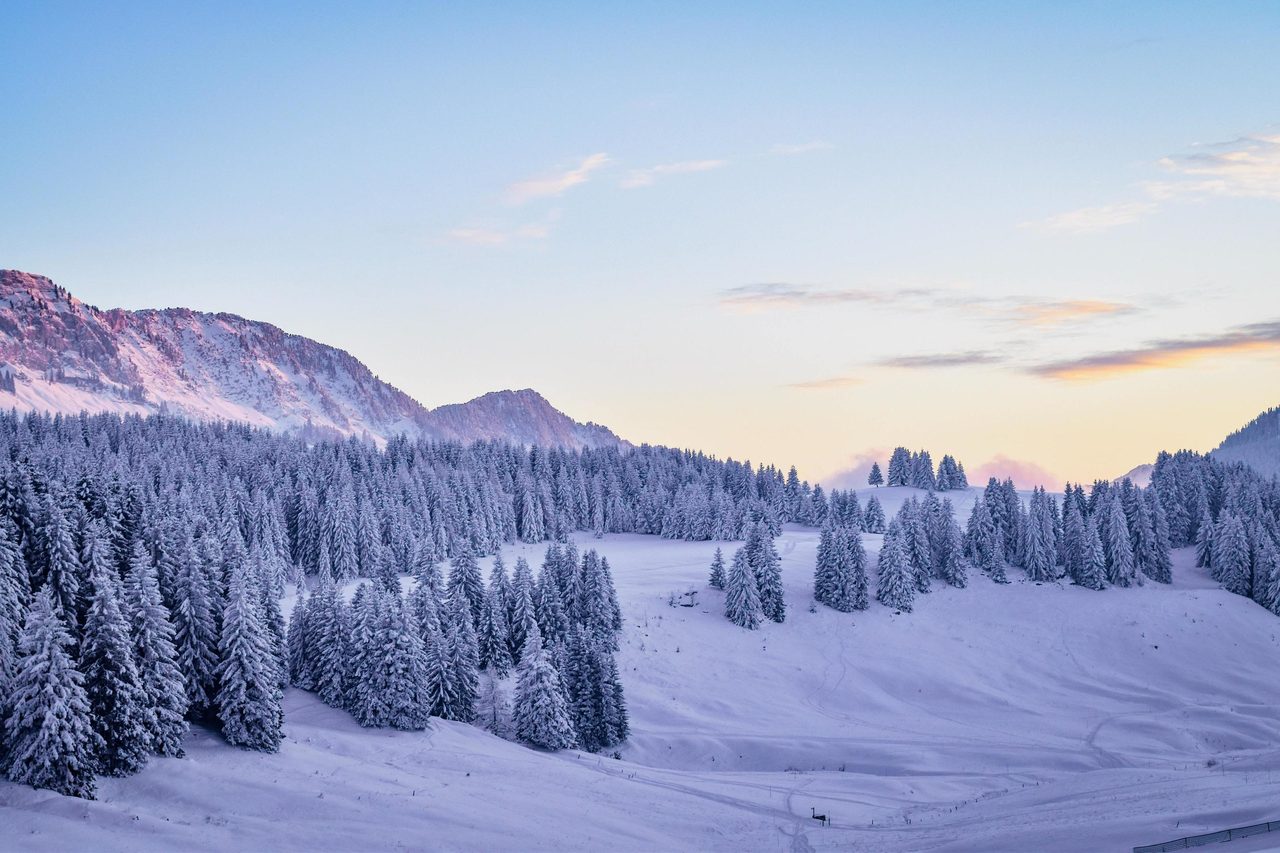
[0,270,626,448]
[1213,405,1280,479]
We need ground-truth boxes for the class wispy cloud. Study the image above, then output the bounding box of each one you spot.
[445,213,558,247]
[1021,201,1156,234]
[1149,133,1280,201]
[1010,300,1137,327]
[1028,318,1280,380]
[785,375,862,391]
[620,159,727,189]
[770,141,834,156]
[721,283,1141,330]
[876,351,1006,369]
[504,153,610,205]
[1025,131,1280,233]
[720,282,939,312]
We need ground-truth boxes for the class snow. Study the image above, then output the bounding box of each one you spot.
[6,496,1280,851]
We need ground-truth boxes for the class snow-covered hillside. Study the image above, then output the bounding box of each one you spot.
[1214,406,1280,480]
[0,270,625,449]
[6,486,1278,852]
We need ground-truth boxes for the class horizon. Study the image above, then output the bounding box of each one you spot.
[3,4,1279,487]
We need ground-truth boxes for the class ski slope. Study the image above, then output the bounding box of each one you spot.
[4,487,1280,851]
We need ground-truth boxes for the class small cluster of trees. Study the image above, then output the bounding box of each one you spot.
[876,448,968,492]
[709,522,785,630]
[1152,450,1280,615]
[875,494,968,612]
[813,523,869,612]
[286,543,628,753]
[819,490,886,534]
[964,477,1172,591]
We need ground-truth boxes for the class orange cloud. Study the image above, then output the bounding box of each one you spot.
[1029,319,1280,380]
[1012,300,1135,327]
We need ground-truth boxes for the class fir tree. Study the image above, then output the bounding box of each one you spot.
[446,547,485,628]
[708,547,726,590]
[2,588,101,799]
[172,537,219,715]
[286,589,314,690]
[1076,516,1107,591]
[746,522,785,623]
[478,586,513,677]
[724,547,763,629]
[215,560,284,752]
[445,591,480,723]
[876,527,915,612]
[1212,514,1251,597]
[868,463,884,488]
[122,539,188,757]
[1104,497,1138,588]
[512,624,576,750]
[80,528,151,776]
[863,495,886,534]
[308,579,348,709]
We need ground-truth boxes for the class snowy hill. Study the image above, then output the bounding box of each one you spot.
[1213,405,1280,479]
[6,509,1279,852]
[0,270,626,449]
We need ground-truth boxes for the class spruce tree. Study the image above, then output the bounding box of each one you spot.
[1212,514,1251,596]
[172,537,219,715]
[445,591,480,723]
[309,579,348,708]
[708,547,726,590]
[2,588,101,799]
[286,590,314,690]
[215,560,284,752]
[446,547,485,628]
[478,586,514,677]
[1104,497,1138,588]
[863,496,886,534]
[876,527,915,612]
[1077,516,1107,591]
[122,539,188,757]
[868,463,884,488]
[512,624,576,750]
[724,547,763,629]
[80,528,151,776]
[747,522,785,623]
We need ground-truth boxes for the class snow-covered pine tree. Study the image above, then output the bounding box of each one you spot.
[886,448,911,487]
[507,557,538,665]
[708,547,726,590]
[1212,513,1251,597]
[863,495,886,534]
[2,588,101,799]
[38,494,82,627]
[308,579,348,708]
[286,588,314,690]
[868,462,884,488]
[1104,496,1138,588]
[825,527,870,611]
[512,624,576,750]
[724,547,763,629]
[478,585,514,677]
[1145,490,1174,584]
[172,535,219,716]
[1076,515,1107,591]
[446,546,486,628]
[934,501,968,588]
[79,525,151,776]
[745,521,785,623]
[215,559,284,752]
[876,524,915,612]
[0,521,27,694]
[444,590,480,722]
[813,523,836,607]
[1194,509,1213,569]
[122,539,188,757]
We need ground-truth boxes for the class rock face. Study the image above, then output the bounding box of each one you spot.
[0,270,627,449]
[1213,406,1280,479]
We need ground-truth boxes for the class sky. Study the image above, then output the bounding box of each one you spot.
[2,2,1279,487]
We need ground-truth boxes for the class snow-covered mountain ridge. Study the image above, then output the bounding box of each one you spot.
[0,270,626,448]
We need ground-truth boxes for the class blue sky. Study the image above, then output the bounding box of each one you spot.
[3,2,1279,485]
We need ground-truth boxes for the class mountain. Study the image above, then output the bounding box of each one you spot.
[0,269,627,449]
[1115,463,1153,488]
[1213,405,1280,479]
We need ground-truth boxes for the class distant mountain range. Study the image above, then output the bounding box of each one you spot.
[1213,406,1280,479]
[0,269,627,449]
